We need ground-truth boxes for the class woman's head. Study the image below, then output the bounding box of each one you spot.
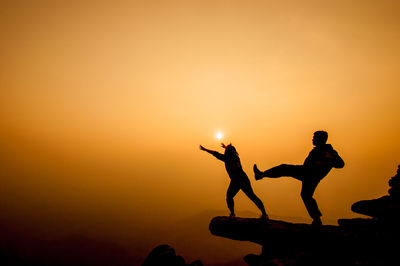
[222,143,238,157]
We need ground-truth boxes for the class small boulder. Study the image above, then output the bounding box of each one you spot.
[142,244,202,266]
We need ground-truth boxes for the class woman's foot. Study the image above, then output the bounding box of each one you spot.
[253,164,263,180]
[260,214,269,221]
[311,217,322,228]
[229,213,236,219]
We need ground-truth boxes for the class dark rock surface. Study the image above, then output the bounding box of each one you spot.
[351,165,400,222]
[210,215,398,265]
[210,217,350,265]
[209,216,339,246]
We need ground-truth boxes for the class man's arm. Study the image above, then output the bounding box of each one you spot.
[199,145,225,161]
[330,149,345,168]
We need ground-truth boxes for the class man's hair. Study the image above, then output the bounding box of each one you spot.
[314,130,328,144]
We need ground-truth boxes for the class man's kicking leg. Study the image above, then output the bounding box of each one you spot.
[253,164,303,180]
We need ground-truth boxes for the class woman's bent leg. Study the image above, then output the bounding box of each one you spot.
[241,179,267,216]
[226,182,240,216]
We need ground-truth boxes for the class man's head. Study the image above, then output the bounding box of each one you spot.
[312,131,328,146]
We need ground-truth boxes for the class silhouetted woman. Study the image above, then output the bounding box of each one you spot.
[200,143,268,219]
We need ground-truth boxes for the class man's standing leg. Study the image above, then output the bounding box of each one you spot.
[300,177,322,227]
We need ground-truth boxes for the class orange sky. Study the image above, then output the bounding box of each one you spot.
[1,0,400,262]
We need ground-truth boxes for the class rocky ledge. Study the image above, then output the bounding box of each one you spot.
[209,216,339,246]
[209,215,397,265]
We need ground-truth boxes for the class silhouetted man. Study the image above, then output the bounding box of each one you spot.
[253,131,344,227]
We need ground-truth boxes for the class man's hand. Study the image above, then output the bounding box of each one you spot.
[199,145,205,151]
[221,143,226,148]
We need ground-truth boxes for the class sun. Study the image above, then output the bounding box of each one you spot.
[216,131,223,140]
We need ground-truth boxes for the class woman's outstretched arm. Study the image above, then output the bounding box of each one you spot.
[199,145,214,154]
[199,145,225,161]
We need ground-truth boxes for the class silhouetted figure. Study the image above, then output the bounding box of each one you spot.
[200,143,268,220]
[253,131,344,227]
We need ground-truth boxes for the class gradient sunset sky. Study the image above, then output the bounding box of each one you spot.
[1,0,400,263]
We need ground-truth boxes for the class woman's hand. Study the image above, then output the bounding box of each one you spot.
[199,145,205,151]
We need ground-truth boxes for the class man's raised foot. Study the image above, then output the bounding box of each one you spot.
[253,164,263,180]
